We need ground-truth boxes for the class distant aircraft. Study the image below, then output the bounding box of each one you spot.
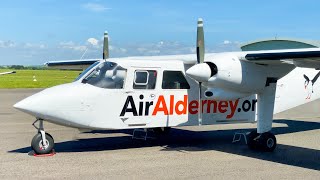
[14,19,320,154]
[0,71,16,75]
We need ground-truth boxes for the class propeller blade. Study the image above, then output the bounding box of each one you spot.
[196,18,205,126]
[103,31,109,59]
[197,18,205,64]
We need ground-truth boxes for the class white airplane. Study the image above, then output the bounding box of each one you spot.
[14,19,320,155]
[0,71,16,75]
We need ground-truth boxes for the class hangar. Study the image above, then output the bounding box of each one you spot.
[241,38,320,51]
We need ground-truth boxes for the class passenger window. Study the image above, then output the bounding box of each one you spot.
[134,71,149,85]
[162,71,190,89]
[133,70,157,89]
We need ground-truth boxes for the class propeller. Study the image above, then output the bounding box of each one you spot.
[197,18,205,64]
[196,18,205,125]
[103,31,109,59]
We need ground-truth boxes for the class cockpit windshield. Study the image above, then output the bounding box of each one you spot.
[82,61,127,89]
[74,61,100,81]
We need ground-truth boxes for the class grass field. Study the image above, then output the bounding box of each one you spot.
[0,69,82,88]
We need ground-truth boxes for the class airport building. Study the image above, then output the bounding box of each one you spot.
[241,38,320,51]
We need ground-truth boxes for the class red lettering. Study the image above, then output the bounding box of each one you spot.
[189,100,199,114]
[218,101,228,113]
[152,95,169,115]
[201,100,207,113]
[169,95,174,115]
[175,95,188,115]
[207,100,218,113]
[226,100,239,119]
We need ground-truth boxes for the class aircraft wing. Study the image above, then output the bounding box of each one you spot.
[241,48,320,69]
[0,71,16,75]
[45,59,101,70]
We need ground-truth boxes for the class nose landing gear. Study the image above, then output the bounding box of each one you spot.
[31,119,55,155]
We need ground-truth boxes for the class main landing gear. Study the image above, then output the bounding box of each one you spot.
[31,119,55,154]
[247,130,277,152]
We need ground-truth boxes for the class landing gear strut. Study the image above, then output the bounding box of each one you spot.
[31,119,55,154]
[247,130,277,152]
[247,82,277,152]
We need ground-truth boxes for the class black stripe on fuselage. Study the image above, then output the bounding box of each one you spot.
[245,51,320,60]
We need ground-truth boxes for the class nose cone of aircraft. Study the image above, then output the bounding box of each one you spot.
[14,86,62,118]
[186,63,212,82]
[13,83,82,121]
[14,83,99,128]
[14,92,47,116]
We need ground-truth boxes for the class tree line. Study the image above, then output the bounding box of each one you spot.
[0,65,49,70]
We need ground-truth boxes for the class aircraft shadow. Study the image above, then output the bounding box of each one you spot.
[9,119,320,171]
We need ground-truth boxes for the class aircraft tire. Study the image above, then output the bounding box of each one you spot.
[259,132,277,152]
[247,130,258,150]
[31,133,54,154]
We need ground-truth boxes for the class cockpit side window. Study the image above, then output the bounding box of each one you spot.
[75,61,100,81]
[83,62,127,89]
[162,71,190,89]
[133,70,157,89]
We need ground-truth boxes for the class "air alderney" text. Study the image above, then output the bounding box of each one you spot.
[120,95,257,119]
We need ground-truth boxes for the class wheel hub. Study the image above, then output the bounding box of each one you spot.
[39,140,49,150]
[266,138,274,148]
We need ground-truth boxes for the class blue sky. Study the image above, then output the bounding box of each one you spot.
[1,0,320,65]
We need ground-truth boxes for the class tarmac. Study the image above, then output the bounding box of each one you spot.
[0,89,319,179]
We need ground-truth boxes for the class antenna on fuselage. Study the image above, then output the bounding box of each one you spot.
[196,18,205,126]
[103,31,109,59]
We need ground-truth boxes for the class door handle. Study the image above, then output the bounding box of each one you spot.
[125,91,134,94]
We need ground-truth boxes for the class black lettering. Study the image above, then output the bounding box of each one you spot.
[138,95,145,116]
[242,100,251,112]
[145,101,154,116]
[252,99,257,111]
[120,96,138,116]
[139,102,143,116]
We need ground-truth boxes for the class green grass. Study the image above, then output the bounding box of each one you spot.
[0,69,82,88]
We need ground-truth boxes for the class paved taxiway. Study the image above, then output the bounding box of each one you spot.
[0,89,319,179]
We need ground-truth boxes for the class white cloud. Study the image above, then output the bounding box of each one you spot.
[23,43,47,49]
[82,3,110,12]
[137,47,147,53]
[59,41,75,47]
[108,45,127,54]
[0,38,242,65]
[87,38,99,46]
[119,48,127,53]
[0,40,16,48]
[73,46,87,51]
[59,41,86,51]
[223,40,231,45]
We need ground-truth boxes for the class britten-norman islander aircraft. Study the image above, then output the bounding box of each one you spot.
[14,19,320,154]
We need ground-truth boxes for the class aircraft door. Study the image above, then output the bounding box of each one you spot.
[157,70,190,126]
[120,68,159,126]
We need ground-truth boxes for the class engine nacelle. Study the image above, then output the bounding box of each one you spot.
[206,54,268,93]
[186,53,295,100]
